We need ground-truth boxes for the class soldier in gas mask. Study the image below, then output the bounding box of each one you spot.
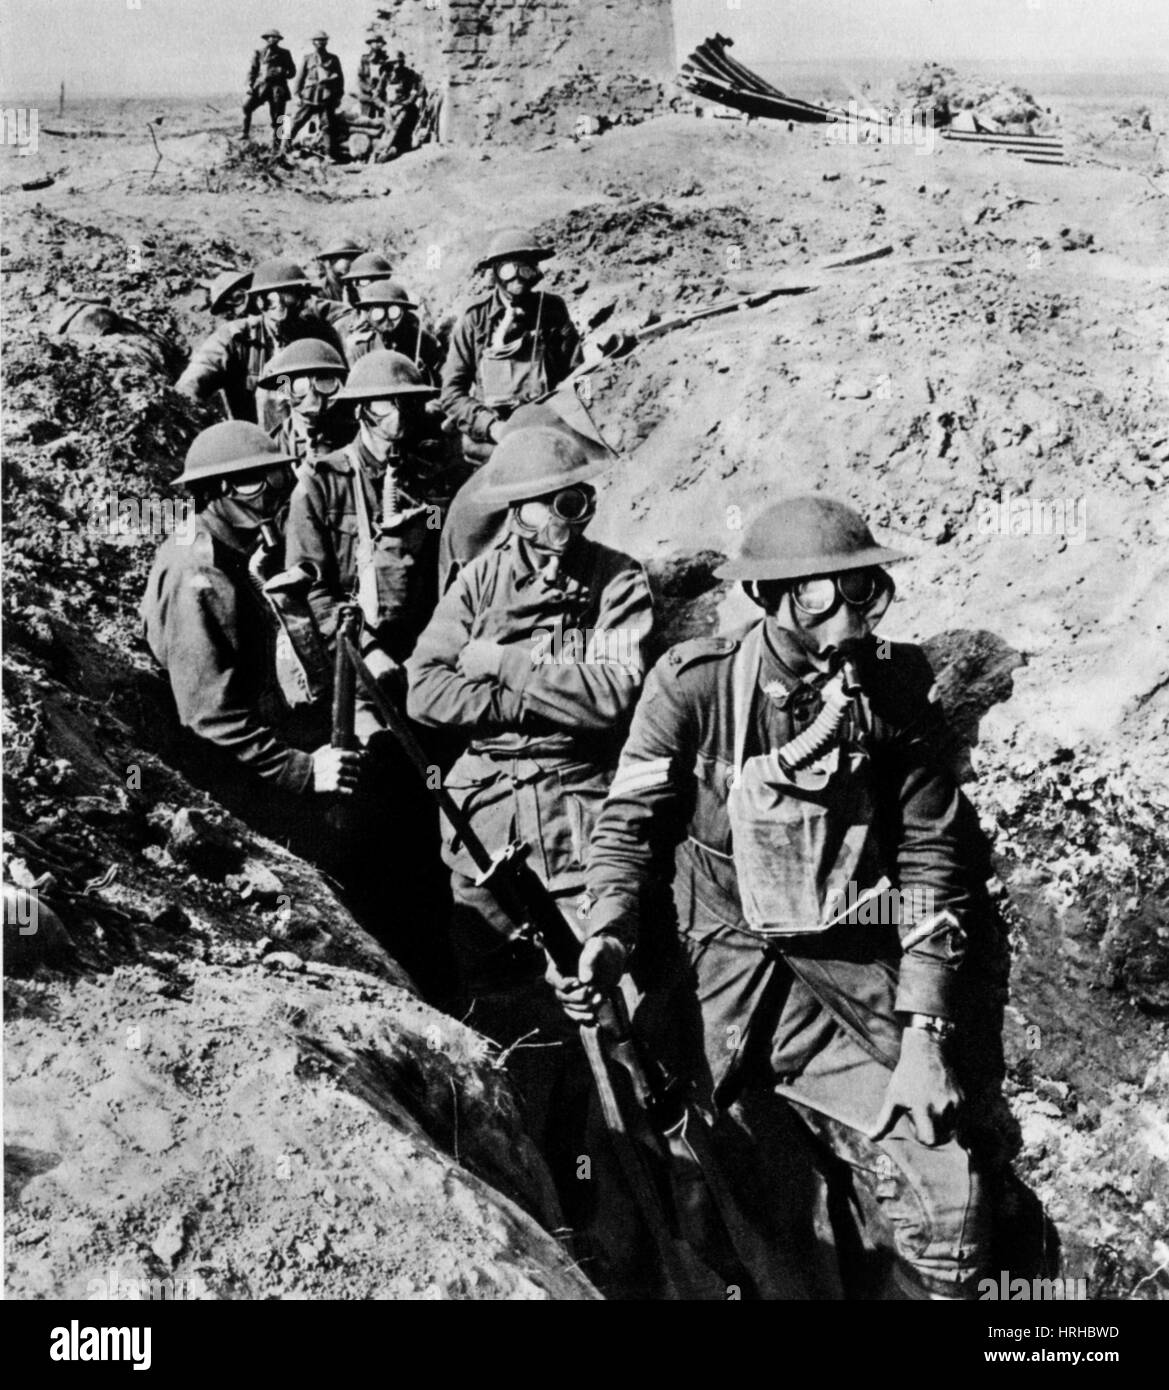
[439,229,582,465]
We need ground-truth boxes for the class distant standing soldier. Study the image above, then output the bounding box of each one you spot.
[242,28,295,147]
[357,31,388,118]
[287,30,345,160]
[440,229,582,465]
[177,258,345,429]
[345,281,444,383]
[375,50,423,161]
[140,422,362,848]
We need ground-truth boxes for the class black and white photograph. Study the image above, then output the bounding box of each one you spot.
[1,0,1166,1342]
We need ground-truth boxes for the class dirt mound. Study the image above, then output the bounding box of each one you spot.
[3,103,1168,1298]
[895,63,1053,132]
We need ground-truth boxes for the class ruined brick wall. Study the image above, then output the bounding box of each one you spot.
[373,0,677,144]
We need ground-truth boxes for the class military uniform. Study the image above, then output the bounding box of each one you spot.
[284,436,463,999]
[375,61,423,158]
[357,47,388,119]
[345,316,444,383]
[243,42,296,140]
[283,436,462,663]
[289,47,345,156]
[407,532,651,990]
[439,290,581,462]
[176,313,345,430]
[138,510,336,867]
[406,528,652,1247]
[583,621,991,1298]
[272,411,353,479]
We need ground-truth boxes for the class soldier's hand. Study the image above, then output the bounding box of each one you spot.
[488,418,507,444]
[548,935,628,1025]
[868,1026,962,1147]
[311,745,364,796]
[458,638,506,681]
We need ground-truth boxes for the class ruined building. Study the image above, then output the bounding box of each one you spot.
[372,0,677,144]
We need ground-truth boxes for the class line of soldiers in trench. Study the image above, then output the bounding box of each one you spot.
[142,224,1009,1298]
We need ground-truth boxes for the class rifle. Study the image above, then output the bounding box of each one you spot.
[338,634,776,1299]
[331,605,361,752]
[540,241,896,406]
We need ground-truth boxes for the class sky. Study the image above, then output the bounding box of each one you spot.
[1,0,1166,100]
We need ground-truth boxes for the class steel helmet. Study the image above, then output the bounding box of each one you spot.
[249,258,313,302]
[475,427,606,507]
[312,30,329,42]
[316,236,366,262]
[176,422,297,486]
[335,350,438,401]
[500,401,610,461]
[715,496,907,582]
[341,252,395,284]
[207,267,253,315]
[355,280,418,310]
[257,338,347,390]
[261,28,282,40]
[475,228,555,273]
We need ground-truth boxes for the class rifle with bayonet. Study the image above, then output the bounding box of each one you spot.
[338,633,778,1299]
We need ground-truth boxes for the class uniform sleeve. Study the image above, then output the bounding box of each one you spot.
[333,58,345,100]
[248,52,259,88]
[283,476,344,648]
[405,569,526,731]
[492,561,653,730]
[176,325,234,402]
[585,659,696,951]
[873,657,974,1019]
[164,566,313,793]
[439,310,497,443]
[295,59,307,97]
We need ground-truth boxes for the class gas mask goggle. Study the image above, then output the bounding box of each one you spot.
[216,462,294,529]
[511,484,596,554]
[494,259,542,294]
[359,396,408,458]
[747,568,895,630]
[279,373,342,410]
[255,287,305,324]
[364,302,406,328]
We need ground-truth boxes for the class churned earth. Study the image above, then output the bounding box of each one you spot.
[2,80,1167,1298]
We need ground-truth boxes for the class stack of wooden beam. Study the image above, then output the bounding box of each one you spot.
[679,34,1068,166]
[941,129,1067,166]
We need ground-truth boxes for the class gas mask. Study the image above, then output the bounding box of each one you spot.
[511,485,596,574]
[257,288,304,336]
[358,398,406,462]
[494,260,542,303]
[748,569,894,673]
[280,373,341,449]
[214,464,294,536]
